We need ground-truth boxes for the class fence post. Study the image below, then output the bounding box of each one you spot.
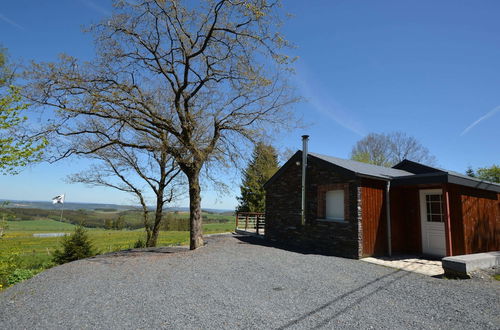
[235,212,239,230]
[245,214,249,231]
[256,215,260,235]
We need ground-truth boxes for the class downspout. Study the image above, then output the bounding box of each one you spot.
[301,135,309,226]
[386,181,392,256]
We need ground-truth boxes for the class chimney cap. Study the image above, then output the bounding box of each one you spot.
[301,135,309,139]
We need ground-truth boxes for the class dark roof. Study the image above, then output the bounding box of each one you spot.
[264,151,413,189]
[392,159,500,193]
[309,153,413,179]
[393,159,443,174]
[264,151,500,193]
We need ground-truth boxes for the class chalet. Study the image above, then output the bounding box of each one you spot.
[264,136,500,259]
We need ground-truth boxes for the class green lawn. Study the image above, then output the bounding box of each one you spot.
[6,219,77,232]
[1,219,235,267]
[0,215,235,289]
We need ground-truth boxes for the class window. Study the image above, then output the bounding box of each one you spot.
[425,194,444,222]
[325,190,344,221]
[317,183,348,221]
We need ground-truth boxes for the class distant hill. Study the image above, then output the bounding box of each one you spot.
[0,199,233,214]
[1,200,136,211]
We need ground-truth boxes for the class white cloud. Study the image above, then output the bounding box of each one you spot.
[0,13,25,30]
[460,105,500,136]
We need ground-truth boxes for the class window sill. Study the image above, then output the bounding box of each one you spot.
[316,218,347,223]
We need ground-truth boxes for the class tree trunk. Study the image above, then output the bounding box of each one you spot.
[147,187,165,247]
[143,210,152,245]
[188,173,204,249]
[147,208,163,247]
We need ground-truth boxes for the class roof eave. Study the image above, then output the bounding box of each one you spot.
[448,174,500,193]
[391,172,448,186]
[356,173,391,181]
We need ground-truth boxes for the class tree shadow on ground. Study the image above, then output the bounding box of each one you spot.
[275,267,411,330]
[234,234,431,329]
[234,234,350,257]
[86,246,190,265]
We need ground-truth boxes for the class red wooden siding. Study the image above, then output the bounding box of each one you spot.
[361,179,387,256]
[390,186,422,254]
[444,184,465,256]
[447,184,500,255]
[364,181,499,257]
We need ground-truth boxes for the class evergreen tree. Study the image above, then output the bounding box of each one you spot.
[236,143,279,213]
[465,166,475,178]
[52,225,96,264]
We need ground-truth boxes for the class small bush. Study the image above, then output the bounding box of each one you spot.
[0,252,22,286]
[133,237,146,248]
[52,225,97,265]
[6,269,36,286]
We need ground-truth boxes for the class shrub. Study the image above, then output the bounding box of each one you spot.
[133,237,146,248]
[0,251,53,289]
[6,268,36,286]
[52,225,97,265]
[0,251,22,286]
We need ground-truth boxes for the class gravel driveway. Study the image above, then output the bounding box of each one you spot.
[1,234,498,329]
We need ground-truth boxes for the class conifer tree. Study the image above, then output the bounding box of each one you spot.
[465,166,475,178]
[236,143,279,213]
[52,225,96,264]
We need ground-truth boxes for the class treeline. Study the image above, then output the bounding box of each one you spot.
[5,208,95,224]
[6,208,231,231]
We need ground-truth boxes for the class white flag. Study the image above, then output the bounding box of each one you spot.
[52,194,65,204]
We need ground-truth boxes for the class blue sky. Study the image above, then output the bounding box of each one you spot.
[0,0,499,209]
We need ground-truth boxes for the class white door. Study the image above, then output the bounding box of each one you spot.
[419,189,446,257]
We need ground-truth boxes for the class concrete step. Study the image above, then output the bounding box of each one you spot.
[442,251,500,278]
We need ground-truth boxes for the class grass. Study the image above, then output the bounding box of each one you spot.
[6,219,77,232]
[493,274,500,281]
[0,216,235,290]
[1,219,235,266]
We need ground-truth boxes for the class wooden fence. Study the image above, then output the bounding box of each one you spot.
[235,212,265,235]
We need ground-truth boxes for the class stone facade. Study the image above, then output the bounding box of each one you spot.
[265,152,362,258]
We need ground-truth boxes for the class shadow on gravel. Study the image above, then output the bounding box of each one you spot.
[234,235,346,257]
[275,267,412,330]
[86,246,189,264]
[234,235,425,329]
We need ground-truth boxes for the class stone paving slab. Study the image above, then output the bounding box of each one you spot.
[361,256,443,277]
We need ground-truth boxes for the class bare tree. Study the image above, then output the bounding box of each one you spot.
[69,143,182,247]
[25,0,297,249]
[350,131,436,167]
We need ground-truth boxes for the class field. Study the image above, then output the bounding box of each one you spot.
[0,217,236,271]
[5,207,235,230]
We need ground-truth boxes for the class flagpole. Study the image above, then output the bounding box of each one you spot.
[59,192,65,222]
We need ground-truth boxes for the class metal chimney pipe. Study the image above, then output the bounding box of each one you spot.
[301,135,309,226]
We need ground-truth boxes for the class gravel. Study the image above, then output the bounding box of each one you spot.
[1,234,499,329]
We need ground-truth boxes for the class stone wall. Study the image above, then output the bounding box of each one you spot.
[265,153,362,258]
